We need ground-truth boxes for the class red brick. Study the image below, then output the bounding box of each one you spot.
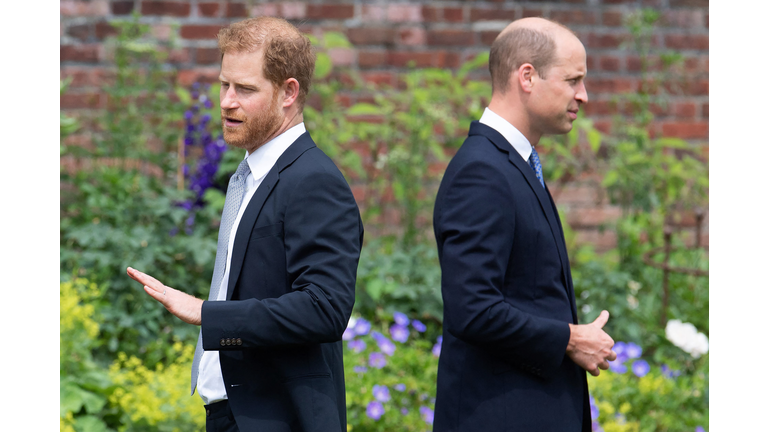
[582,99,616,116]
[398,28,426,46]
[588,33,626,49]
[665,34,709,51]
[602,10,623,27]
[387,51,434,68]
[181,25,222,40]
[662,10,705,28]
[549,10,597,25]
[61,45,100,63]
[602,0,634,3]
[427,30,474,46]
[421,6,440,22]
[627,56,642,72]
[226,2,248,18]
[685,79,708,96]
[177,68,222,86]
[480,30,500,46]
[670,0,708,6]
[141,1,190,17]
[61,92,105,109]
[674,102,696,119]
[574,229,618,252]
[280,3,306,19]
[523,9,543,19]
[661,121,708,139]
[436,51,461,68]
[593,120,612,134]
[567,207,622,228]
[599,56,621,72]
[61,0,109,16]
[358,50,387,68]
[548,185,598,205]
[444,7,464,23]
[702,103,708,119]
[111,1,134,15]
[387,4,422,22]
[251,3,280,17]
[470,7,516,22]
[346,27,396,45]
[361,72,395,87]
[94,21,118,39]
[67,23,91,41]
[198,2,220,17]
[61,67,114,88]
[307,4,354,20]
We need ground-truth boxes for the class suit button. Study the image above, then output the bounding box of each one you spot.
[236,338,242,346]
[206,409,211,417]
[220,339,226,346]
[226,338,232,345]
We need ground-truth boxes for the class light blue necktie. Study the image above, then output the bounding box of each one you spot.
[190,158,251,394]
[528,146,545,189]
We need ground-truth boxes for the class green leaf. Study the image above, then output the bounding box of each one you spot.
[655,137,689,149]
[366,279,385,301]
[74,415,109,432]
[347,103,383,116]
[588,129,602,153]
[60,382,84,416]
[175,86,192,106]
[314,52,332,80]
[323,31,352,48]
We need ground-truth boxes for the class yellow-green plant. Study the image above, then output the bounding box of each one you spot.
[109,342,204,431]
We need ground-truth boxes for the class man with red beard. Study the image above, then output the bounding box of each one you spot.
[127,17,363,432]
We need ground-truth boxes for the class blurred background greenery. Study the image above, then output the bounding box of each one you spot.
[60,9,708,432]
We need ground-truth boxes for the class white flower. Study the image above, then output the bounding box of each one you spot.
[627,295,638,310]
[628,280,641,294]
[665,319,709,358]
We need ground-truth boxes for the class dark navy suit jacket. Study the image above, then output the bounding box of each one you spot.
[200,132,363,432]
[433,122,590,432]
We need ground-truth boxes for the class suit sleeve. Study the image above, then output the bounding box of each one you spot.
[200,167,362,348]
[436,159,570,378]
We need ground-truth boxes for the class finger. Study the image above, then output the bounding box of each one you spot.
[590,368,600,377]
[592,310,610,328]
[128,268,164,293]
[144,285,168,306]
[607,350,617,362]
[597,360,610,370]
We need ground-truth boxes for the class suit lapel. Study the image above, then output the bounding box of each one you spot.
[226,132,317,299]
[469,122,577,318]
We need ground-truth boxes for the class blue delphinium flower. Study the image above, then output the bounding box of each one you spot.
[609,360,627,374]
[400,408,409,415]
[419,406,434,425]
[366,401,384,421]
[354,318,371,336]
[369,352,387,369]
[613,341,629,363]
[372,385,391,403]
[432,335,443,357]
[589,395,599,419]
[393,311,410,326]
[372,331,396,356]
[661,364,682,379]
[390,323,410,343]
[412,319,427,332]
[695,426,705,432]
[342,326,355,341]
[348,339,366,353]
[353,365,367,374]
[394,383,406,392]
[631,359,650,377]
[625,342,642,359]
[592,421,604,432]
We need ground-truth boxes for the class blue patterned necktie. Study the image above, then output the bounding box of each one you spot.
[190,158,251,394]
[528,146,545,189]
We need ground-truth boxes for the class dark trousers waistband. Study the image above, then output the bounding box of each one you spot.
[204,399,233,420]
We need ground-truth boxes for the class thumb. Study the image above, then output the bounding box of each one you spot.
[592,310,609,328]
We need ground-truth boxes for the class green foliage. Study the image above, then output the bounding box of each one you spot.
[61,78,80,142]
[60,278,116,432]
[109,343,204,431]
[344,313,439,431]
[60,15,214,363]
[589,359,708,431]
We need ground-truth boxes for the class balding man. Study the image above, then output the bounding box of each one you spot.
[433,18,616,431]
[127,17,363,432]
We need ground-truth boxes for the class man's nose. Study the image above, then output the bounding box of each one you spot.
[220,87,239,110]
[576,81,588,104]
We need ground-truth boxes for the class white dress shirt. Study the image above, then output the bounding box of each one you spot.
[197,123,307,405]
[478,107,533,163]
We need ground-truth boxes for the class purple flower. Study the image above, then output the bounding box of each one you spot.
[609,361,627,374]
[372,331,396,356]
[432,335,443,357]
[366,401,384,421]
[348,339,366,353]
[394,383,406,392]
[613,342,629,363]
[203,98,213,109]
[631,359,650,377]
[354,318,371,336]
[369,352,387,369]
[400,408,409,415]
[695,427,705,432]
[393,311,410,326]
[589,395,599,419]
[412,319,426,332]
[626,342,642,359]
[661,364,681,379]
[342,327,355,341]
[419,406,434,425]
[592,421,603,432]
[353,365,367,374]
[372,385,390,402]
[184,110,193,120]
[390,324,410,343]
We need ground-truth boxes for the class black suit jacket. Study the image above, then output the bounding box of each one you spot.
[432,122,590,432]
[200,132,363,432]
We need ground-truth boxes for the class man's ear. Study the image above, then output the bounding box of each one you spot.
[281,78,300,108]
[517,63,535,93]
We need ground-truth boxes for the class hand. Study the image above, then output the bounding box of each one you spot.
[126,267,203,326]
[565,310,617,376]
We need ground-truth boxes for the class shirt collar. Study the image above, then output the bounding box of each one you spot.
[244,122,306,182]
[478,107,532,162]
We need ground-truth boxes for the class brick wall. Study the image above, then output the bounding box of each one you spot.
[60,0,709,250]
